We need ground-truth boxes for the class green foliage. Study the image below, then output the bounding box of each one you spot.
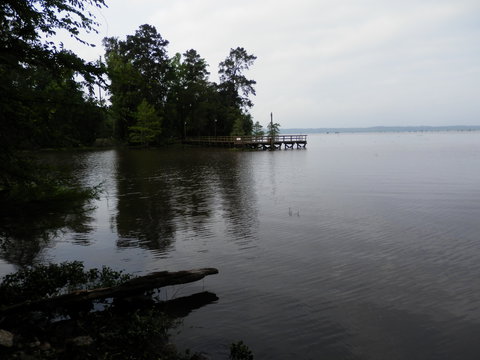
[90,308,180,359]
[0,0,107,135]
[0,261,131,306]
[219,47,257,110]
[104,27,258,141]
[229,113,254,137]
[0,0,107,199]
[3,179,97,206]
[252,121,264,136]
[230,341,254,360]
[0,262,253,360]
[0,0,106,46]
[231,117,246,136]
[173,49,214,137]
[217,48,256,137]
[267,121,281,138]
[6,65,105,149]
[0,306,194,359]
[103,25,170,141]
[129,99,163,145]
[0,154,100,207]
[0,263,207,360]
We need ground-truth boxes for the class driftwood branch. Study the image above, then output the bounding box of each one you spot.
[0,268,218,316]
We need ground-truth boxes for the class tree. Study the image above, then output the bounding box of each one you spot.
[218,47,257,109]
[0,0,106,100]
[129,99,162,146]
[218,47,256,136]
[104,49,144,140]
[252,121,265,136]
[103,31,259,141]
[17,62,105,148]
[103,25,171,142]
[0,0,107,199]
[182,49,210,84]
[231,118,246,136]
[171,49,212,137]
[123,24,170,108]
[267,113,281,138]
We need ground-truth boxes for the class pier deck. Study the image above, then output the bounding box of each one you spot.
[184,135,307,150]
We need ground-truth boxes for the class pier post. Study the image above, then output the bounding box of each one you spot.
[270,112,274,150]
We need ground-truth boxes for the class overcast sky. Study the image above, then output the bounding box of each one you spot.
[62,0,480,129]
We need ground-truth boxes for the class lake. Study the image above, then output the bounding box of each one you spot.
[2,131,480,359]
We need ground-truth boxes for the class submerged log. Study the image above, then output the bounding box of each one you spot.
[0,268,218,316]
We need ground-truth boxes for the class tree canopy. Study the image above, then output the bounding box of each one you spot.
[0,0,107,198]
[218,47,257,110]
[104,25,257,142]
[1,2,261,200]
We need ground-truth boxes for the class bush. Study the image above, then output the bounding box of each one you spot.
[230,341,254,360]
[0,261,131,306]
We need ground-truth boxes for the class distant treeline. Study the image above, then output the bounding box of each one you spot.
[282,126,480,134]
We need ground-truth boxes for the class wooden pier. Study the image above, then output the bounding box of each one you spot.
[184,135,307,150]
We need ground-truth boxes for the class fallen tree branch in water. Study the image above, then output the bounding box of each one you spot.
[0,268,218,316]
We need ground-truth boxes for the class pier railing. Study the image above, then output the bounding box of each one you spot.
[184,135,307,149]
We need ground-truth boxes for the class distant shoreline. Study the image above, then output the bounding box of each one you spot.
[281,126,480,134]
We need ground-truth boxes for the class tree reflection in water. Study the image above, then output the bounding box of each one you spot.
[0,152,99,268]
[0,196,96,268]
[114,148,259,253]
[0,147,261,268]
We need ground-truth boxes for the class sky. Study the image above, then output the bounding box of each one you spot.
[60,0,480,129]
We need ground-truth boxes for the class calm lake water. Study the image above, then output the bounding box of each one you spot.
[2,132,480,359]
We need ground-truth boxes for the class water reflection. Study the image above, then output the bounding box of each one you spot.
[0,193,95,268]
[3,133,480,359]
[114,148,258,253]
[115,149,177,251]
[215,152,259,244]
[0,147,261,268]
[0,151,115,268]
